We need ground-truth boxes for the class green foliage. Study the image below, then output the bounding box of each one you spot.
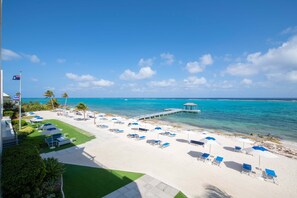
[3,110,14,118]
[76,102,88,111]
[19,126,35,134]
[22,101,50,112]
[44,158,65,181]
[1,144,46,197]
[3,101,15,110]
[44,90,55,110]
[12,119,28,126]
[47,98,60,108]
[175,191,188,198]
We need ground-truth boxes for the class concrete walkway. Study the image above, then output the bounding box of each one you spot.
[103,175,179,198]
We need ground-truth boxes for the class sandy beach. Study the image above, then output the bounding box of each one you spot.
[37,110,297,198]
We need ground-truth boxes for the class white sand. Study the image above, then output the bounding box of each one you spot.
[37,111,297,198]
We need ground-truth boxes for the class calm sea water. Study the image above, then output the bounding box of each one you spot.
[23,98,297,141]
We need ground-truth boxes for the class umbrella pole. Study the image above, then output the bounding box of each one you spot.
[188,132,190,144]
[259,156,261,169]
[209,145,211,154]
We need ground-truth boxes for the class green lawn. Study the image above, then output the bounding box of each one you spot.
[175,191,187,198]
[23,119,95,153]
[63,164,144,197]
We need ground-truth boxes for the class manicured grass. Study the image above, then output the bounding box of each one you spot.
[175,191,188,198]
[63,164,144,197]
[22,119,95,153]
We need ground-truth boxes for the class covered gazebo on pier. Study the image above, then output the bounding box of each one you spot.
[183,103,198,110]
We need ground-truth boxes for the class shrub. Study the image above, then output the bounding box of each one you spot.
[43,158,65,181]
[3,110,14,118]
[19,126,35,134]
[1,144,46,197]
[12,119,28,127]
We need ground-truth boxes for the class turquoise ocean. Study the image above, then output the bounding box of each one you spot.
[23,98,297,141]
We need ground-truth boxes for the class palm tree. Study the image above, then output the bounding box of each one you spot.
[62,92,68,109]
[44,90,55,110]
[76,102,88,120]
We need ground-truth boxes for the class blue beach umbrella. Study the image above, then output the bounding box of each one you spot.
[244,146,277,168]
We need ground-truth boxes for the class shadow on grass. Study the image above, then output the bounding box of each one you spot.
[63,156,143,197]
[223,161,242,172]
[204,184,232,198]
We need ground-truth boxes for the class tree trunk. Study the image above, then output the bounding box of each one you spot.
[51,97,54,110]
[83,111,86,120]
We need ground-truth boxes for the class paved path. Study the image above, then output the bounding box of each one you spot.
[103,175,179,198]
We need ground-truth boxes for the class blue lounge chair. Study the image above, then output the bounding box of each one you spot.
[242,163,252,175]
[137,136,146,140]
[200,153,210,162]
[264,169,277,184]
[212,156,224,166]
[127,134,139,138]
[115,129,124,133]
[160,142,170,148]
[234,146,242,152]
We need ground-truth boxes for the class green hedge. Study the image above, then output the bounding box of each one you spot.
[12,119,28,126]
[3,110,14,118]
[1,144,46,197]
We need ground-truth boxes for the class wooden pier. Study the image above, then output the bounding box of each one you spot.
[133,108,201,120]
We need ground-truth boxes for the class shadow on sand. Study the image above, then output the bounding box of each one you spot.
[223,161,242,172]
[176,139,189,144]
[187,151,204,158]
[204,184,232,198]
[223,146,235,152]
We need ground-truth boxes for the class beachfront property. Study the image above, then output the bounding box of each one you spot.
[2,0,297,197]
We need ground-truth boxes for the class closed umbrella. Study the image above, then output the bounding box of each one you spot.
[244,146,277,168]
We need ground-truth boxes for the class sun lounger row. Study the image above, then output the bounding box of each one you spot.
[146,139,170,148]
[198,153,224,166]
[241,163,277,183]
[160,132,176,137]
[127,134,146,140]
[109,128,124,133]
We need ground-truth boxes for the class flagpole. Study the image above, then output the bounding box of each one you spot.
[19,71,22,130]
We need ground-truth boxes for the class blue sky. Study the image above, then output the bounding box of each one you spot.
[2,0,297,98]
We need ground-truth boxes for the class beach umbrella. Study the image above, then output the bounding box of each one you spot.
[238,137,254,149]
[244,146,277,168]
[201,136,220,153]
[42,127,61,135]
[155,126,162,130]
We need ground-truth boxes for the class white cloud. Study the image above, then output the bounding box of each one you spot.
[184,76,207,86]
[92,79,114,87]
[138,58,154,67]
[148,79,176,87]
[225,35,297,79]
[66,73,96,81]
[57,58,66,64]
[2,48,21,61]
[66,72,114,88]
[28,54,40,63]
[241,78,253,85]
[212,80,234,89]
[266,70,297,83]
[160,53,174,65]
[186,54,213,73]
[281,26,297,35]
[225,63,258,76]
[120,67,156,80]
[31,78,38,82]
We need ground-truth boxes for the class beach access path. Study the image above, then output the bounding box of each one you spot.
[38,111,297,198]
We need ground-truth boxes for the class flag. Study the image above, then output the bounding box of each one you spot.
[13,75,21,80]
[13,96,20,100]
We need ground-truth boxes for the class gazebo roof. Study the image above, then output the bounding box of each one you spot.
[183,102,197,106]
